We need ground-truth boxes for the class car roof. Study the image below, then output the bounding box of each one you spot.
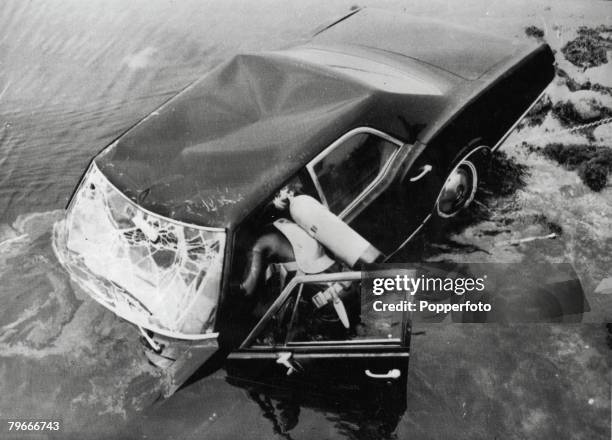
[95,10,534,229]
[311,8,523,81]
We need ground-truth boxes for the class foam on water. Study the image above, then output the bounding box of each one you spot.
[0,210,163,433]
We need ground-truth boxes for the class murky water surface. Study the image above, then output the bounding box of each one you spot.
[0,1,610,439]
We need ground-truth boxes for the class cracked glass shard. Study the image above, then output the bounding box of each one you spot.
[52,163,225,338]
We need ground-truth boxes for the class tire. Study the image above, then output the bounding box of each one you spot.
[433,145,491,219]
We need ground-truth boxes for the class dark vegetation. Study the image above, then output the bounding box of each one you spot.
[551,100,612,126]
[531,213,563,235]
[523,94,553,127]
[561,26,612,69]
[556,67,612,97]
[447,152,529,231]
[525,25,545,40]
[412,24,612,258]
[550,100,612,141]
[481,152,529,197]
[527,142,612,191]
[522,67,612,129]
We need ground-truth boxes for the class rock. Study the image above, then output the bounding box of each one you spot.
[573,97,602,120]
[593,123,612,143]
[594,277,612,294]
[551,91,612,127]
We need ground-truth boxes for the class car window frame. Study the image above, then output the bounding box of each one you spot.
[239,271,409,351]
[306,127,404,220]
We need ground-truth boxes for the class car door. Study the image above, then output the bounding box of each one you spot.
[305,127,432,255]
[225,271,411,405]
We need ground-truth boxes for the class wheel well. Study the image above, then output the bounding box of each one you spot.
[433,142,492,219]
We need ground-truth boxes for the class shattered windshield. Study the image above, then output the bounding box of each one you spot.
[53,163,226,338]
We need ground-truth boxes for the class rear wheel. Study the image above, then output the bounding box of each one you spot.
[434,146,490,218]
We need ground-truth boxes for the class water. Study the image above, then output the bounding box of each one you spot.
[0,0,339,223]
[0,1,610,439]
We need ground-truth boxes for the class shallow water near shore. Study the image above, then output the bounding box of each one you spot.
[0,1,610,438]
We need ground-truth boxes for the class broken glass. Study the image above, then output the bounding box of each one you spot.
[53,163,226,338]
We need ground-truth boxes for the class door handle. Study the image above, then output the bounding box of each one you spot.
[409,164,432,182]
[365,369,401,379]
[276,352,297,376]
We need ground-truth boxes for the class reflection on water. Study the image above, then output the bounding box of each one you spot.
[241,386,405,440]
[243,387,406,440]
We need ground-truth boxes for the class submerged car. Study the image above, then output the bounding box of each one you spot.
[53,9,555,399]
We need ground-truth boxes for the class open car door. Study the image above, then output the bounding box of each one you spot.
[226,271,411,406]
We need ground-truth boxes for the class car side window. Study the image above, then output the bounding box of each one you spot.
[311,132,399,215]
[252,280,404,347]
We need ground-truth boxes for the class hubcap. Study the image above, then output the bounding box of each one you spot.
[436,160,478,218]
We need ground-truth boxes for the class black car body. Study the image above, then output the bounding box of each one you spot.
[53,9,555,398]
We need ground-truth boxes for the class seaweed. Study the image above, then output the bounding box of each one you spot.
[555,67,612,97]
[525,25,545,40]
[546,221,563,236]
[530,142,612,191]
[561,26,612,69]
[556,67,587,91]
[552,101,597,126]
[550,100,612,141]
[591,83,612,97]
[482,151,529,197]
[438,151,529,233]
[523,94,552,127]
[579,159,609,191]
[532,213,563,235]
